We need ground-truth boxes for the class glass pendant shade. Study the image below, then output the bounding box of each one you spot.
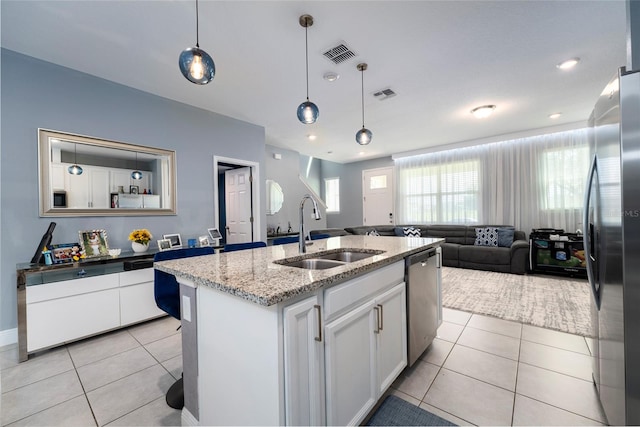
[68,164,83,175]
[356,128,373,145]
[131,170,143,180]
[179,47,215,85]
[297,100,319,124]
[68,143,83,175]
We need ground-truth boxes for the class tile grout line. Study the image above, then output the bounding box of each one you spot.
[66,344,100,426]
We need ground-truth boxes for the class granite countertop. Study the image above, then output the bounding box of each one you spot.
[155,235,443,307]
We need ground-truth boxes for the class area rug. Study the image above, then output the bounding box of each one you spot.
[441,267,592,336]
[367,395,457,426]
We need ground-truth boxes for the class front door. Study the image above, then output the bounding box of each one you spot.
[362,167,394,226]
[225,167,253,244]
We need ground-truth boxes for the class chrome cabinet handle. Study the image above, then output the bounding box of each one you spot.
[373,306,380,334]
[377,304,384,331]
[314,304,322,342]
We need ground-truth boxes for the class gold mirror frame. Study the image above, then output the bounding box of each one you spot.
[38,128,177,217]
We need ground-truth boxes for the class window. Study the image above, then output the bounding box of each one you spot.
[400,160,479,223]
[539,146,589,210]
[325,177,340,213]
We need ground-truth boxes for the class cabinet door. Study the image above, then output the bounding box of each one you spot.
[375,282,407,394]
[120,269,165,326]
[325,300,377,426]
[283,295,324,426]
[110,169,130,194]
[90,168,110,209]
[51,163,65,191]
[66,169,90,208]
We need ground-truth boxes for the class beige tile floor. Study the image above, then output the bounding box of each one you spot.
[1,309,606,426]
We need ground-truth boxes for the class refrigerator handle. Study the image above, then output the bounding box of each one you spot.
[583,155,599,307]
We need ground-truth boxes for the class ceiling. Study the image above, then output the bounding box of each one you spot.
[1,1,628,163]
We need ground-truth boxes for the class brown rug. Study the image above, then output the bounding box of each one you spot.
[441,267,592,336]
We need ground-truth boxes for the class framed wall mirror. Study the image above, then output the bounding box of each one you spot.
[38,128,177,217]
[266,179,284,215]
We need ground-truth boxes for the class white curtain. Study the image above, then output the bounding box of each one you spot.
[395,128,589,235]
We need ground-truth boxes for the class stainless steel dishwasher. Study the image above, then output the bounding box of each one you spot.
[405,246,442,367]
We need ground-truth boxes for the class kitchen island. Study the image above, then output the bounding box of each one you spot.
[155,235,442,426]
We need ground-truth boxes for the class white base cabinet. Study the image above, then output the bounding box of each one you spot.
[25,267,164,354]
[184,260,407,426]
[325,282,407,426]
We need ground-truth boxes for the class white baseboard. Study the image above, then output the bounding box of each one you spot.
[0,328,18,348]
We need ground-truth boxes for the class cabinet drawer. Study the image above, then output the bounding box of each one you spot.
[119,268,154,287]
[323,261,403,321]
[27,273,119,304]
[120,282,165,326]
[26,288,120,352]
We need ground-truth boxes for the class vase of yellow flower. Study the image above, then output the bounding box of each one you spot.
[129,229,152,253]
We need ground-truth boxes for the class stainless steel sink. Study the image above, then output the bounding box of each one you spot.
[280,258,347,270]
[274,249,384,270]
[314,251,378,263]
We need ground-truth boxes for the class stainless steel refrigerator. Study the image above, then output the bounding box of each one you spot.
[585,67,640,426]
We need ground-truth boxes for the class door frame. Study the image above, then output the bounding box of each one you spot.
[213,156,262,243]
[362,166,395,226]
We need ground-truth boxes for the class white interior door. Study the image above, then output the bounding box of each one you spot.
[225,167,252,244]
[363,167,394,226]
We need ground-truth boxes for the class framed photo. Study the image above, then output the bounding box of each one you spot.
[110,193,119,209]
[50,243,84,264]
[157,239,172,251]
[163,233,182,248]
[79,229,109,257]
[130,185,139,195]
[207,228,222,241]
[198,235,210,247]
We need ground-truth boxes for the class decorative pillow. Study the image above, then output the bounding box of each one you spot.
[403,227,421,237]
[474,227,498,246]
[497,227,515,247]
[394,227,405,237]
[366,229,380,236]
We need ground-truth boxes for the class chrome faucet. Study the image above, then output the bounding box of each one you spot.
[299,194,322,253]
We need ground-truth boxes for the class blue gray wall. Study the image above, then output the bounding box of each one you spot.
[1,49,266,334]
[265,145,327,234]
[320,157,394,229]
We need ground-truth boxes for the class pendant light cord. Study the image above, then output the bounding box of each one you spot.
[305,23,310,101]
[361,69,365,128]
[195,0,200,48]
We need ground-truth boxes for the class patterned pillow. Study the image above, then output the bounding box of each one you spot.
[366,229,380,236]
[474,227,498,246]
[403,227,421,237]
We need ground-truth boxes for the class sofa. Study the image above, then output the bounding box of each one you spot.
[310,224,529,274]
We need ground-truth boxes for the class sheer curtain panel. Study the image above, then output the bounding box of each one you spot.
[395,128,589,235]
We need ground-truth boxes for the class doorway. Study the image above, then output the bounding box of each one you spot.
[213,156,261,245]
[362,166,395,226]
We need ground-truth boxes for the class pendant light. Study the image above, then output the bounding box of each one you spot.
[179,0,215,85]
[297,14,319,124]
[67,143,83,175]
[131,152,143,180]
[355,63,372,145]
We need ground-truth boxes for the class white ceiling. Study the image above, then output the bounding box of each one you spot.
[1,1,628,163]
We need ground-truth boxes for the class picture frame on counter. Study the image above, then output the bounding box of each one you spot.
[199,235,210,247]
[207,228,222,241]
[163,233,182,248]
[129,185,139,195]
[157,239,172,251]
[79,229,109,257]
[50,243,84,264]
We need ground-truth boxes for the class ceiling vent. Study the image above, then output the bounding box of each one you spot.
[373,88,397,100]
[322,42,356,65]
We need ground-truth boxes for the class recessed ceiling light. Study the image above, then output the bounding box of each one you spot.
[556,58,580,70]
[470,105,496,119]
[549,112,562,119]
[358,151,365,155]
[307,134,317,141]
[323,72,339,82]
